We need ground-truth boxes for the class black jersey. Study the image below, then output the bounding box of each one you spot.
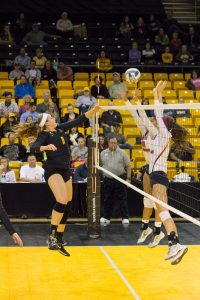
[31,114,87,170]
[0,194,15,235]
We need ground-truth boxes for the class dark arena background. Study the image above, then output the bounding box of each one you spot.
[0,1,200,299]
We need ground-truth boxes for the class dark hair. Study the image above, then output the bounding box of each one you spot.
[107,133,117,141]
[164,116,188,142]
[180,166,185,172]
[1,157,11,171]
[27,154,36,159]
[13,114,44,139]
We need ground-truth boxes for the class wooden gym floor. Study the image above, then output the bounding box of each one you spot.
[0,223,200,300]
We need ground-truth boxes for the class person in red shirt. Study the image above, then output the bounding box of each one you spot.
[57,61,73,80]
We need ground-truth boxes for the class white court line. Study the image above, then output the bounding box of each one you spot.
[99,246,141,300]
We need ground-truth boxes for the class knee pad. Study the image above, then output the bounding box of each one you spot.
[159,211,171,222]
[54,202,67,213]
[143,197,154,209]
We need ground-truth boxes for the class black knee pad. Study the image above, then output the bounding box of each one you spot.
[54,202,67,213]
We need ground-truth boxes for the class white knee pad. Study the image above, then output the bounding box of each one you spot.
[143,197,154,209]
[159,211,171,222]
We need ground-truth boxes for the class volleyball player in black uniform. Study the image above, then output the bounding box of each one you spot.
[15,105,99,256]
[0,193,23,246]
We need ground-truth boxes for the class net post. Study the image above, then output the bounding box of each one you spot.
[87,137,101,238]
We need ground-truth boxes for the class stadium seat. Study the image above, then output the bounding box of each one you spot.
[39,80,49,88]
[143,89,154,99]
[13,169,20,181]
[1,137,18,146]
[179,161,198,169]
[127,137,136,145]
[187,127,199,137]
[154,73,168,81]
[124,82,137,89]
[35,89,50,98]
[73,81,89,92]
[123,117,137,127]
[139,81,155,90]
[106,73,115,81]
[106,81,113,88]
[140,73,153,80]
[195,91,200,100]
[189,138,200,149]
[57,89,74,99]
[169,73,184,81]
[173,81,186,90]
[123,127,140,137]
[0,117,6,125]
[176,117,194,127]
[167,99,178,104]
[167,161,177,169]
[90,73,105,81]
[185,73,191,80]
[0,80,14,89]
[178,90,194,99]
[60,98,76,107]
[57,81,72,89]
[127,89,142,98]
[98,99,110,106]
[74,73,89,81]
[135,160,145,170]
[0,72,9,79]
[132,149,145,161]
[1,88,14,97]
[162,90,176,99]
[113,99,126,106]
[167,169,178,180]
[9,161,21,169]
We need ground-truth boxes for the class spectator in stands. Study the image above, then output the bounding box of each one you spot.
[91,76,109,99]
[148,14,161,38]
[100,134,131,225]
[108,72,127,99]
[0,132,26,161]
[26,115,34,123]
[101,101,123,136]
[63,104,79,123]
[74,156,88,182]
[14,48,31,70]
[36,91,59,114]
[19,94,32,116]
[99,133,107,153]
[9,63,24,83]
[161,46,173,64]
[32,48,47,70]
[173,166,194,182]
[176,44,193,64]
[96,51,112,72]
[128,42,141,64]
[71,136,88,163]
[0,157,16,182]
[134,17,146,39]
[155,27,169,45]
[25,136,43,162]
[113,124,133,158]
[25,60,41,86]
[0,24,13,44]
[174,98,191,118]
[170,31,182,52]
[119,16,134,39]
[185,25,200,48]
[75,87,97,114]
[0,92,19,117]
[0,113,18,138]
[142,42,156,64]
[163,12,180,35]
[23,23,48,45]
[57,61,73,80]
[15,12,27,39]
[169,140,195,162]
[185,70,200,92]
[68,127,84,149]
[56,11,73,36]
[15,75,35,99]
[20,154,44,182]
[20,102,38,123]
[42,60,57,90]
[47,102,60,123]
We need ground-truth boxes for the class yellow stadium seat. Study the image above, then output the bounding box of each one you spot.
[124,126,140,137]
[106,73,115,81]
[185,73,191,80]
[57,89,74,99]
[13,169,20,181]
[74,73,89,81]
[127,137,136,145]
[121,109,133,117]
[123,117,137,127]
[194,117,200,127]
[1,138,18,146]
[39,80,49,88]
[132,149,145,161]
[169,73,184,81]
[184,99,197,103]
[164,81,172,89]
[187,127,199,137]
[195,91,200,100]
[139,81,155,90]
[57,81,72,89]
[0,72,8,79]
[167,169,178,180]
[173,81,186,90]
[179,161,198,169]
[154,73,168,81]
[78,127,85,135]
[90,73,105,81]
[85,127,91,135]
[135,160,145,170]
[143,89,154,99]
[189,138,200,149]
[167,161,177,169]
[167,99,178,104]
[106,81,113,88]
[0,117,7,125]
[35,89,50,98]
[123,149,131,158]
[18,99,24,107]
[178,90,194,99]
[98,99,110,106]
[162,90,176,99]
[140,73,153,80]
[113,99,126,106]
[60,98,76,107]
[0,80,14,88]
[127,89,142,98]
[176,117,193,127]
[9,161,23,168]
[73,81,88,91]
[190,109,200,117]
[124,82,137,89]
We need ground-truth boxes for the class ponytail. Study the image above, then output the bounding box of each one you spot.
[164,116,188,142]
[14,114,44,140]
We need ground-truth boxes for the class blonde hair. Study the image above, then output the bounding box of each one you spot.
[23,94,32,105]
[14,114,44,139]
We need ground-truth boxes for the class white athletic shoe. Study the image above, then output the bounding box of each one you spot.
[122,219,130,225]
[148,231,165,248]
[100,217,110,225]
[165,243,188,262]
[137,227,153,244]
[171,245,188,265]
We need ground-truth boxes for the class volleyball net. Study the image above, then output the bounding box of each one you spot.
[89,101,200,233]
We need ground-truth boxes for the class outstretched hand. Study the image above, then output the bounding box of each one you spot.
[12,233,23,247]
[153,80,167,102]
[85,105,100,119]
